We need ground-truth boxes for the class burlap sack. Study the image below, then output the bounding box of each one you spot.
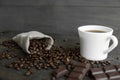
[12,31,54,54]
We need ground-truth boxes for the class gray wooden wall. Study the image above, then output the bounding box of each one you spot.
[0,0,120,38]
[0,0,120,68]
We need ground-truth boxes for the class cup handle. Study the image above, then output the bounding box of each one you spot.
[104,35,118,54]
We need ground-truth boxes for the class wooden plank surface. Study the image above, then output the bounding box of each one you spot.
[0,6,120,34]
[0,32,120,80]
[1,0,120,7]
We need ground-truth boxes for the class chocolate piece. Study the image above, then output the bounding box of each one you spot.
[69,72,83,80]
[68,62,90,80]
[111,78,120,80]
[115,65,120,71]
[73,67,86,73]
[94,73,108,80]
[107,72,120,79]
[67,78,77,80]
[104,66,116,73]
[91,65,120,80]
[53,66,68,78]
[90,68,104,75]
[67,78,78,80]
[75,62,90,68]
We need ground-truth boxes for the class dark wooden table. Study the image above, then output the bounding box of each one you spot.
[0,31,119,80]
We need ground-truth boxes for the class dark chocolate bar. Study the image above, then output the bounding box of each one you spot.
[115,65,120,71]
[90,64,120,80]
[69,71,83,80]
[111,78,120,80]
[103,66,116,73]
[94,73,108,80]
[73,67,86,73]
[67,78,77,80]
[53,66,68,78]
[107,72,120,79]
[90,68,104,75]
[75,62,90,68]
[67,62,90,80]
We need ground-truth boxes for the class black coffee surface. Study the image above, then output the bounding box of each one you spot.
[86,30,106,33]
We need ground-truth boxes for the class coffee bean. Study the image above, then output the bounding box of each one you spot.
[27,66,31,69]
[11,54,17,58]
[16,67,20,70]
[90,61,94,65]
[52,77,56,80]
[26,61,30,64]
[46,63,50,67]
[29,63,34,67]
[6,64,13,68]
[25,70,32,76]
[35,65,41,70]
[19,58,24,61]
[33,62,37,66]
[107,61,111,64]
[66,64,72,70]
[23,64,28,69]
[19,63,24,68]
[44,64,48,69]
[66,57,70,62]
[1,54,5,58]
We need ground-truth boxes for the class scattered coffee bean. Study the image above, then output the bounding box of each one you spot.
[25,70,32,76]
[36,65,41,70]
[6,64,13,68]
[51,77,56,80]
[2,40,20,49]
[107,61,111,64]
[66,64,72,70]
[19,63,24,68]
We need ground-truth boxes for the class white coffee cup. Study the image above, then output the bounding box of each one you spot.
[78,25,118,61]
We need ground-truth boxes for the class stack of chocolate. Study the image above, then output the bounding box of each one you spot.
[52,62,90,80]
[90,65,120,80]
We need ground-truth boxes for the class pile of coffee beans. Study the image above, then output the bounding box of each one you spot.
[0,51,17,60]
[2,40,20,49]
[1,39,111,77]
[28,38,49,54]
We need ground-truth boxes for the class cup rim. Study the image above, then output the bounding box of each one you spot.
[78,25,113,34]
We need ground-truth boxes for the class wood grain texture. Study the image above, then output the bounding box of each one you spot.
[0,0,119,51]
[0,6,120,34]
[1,0,120,7]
